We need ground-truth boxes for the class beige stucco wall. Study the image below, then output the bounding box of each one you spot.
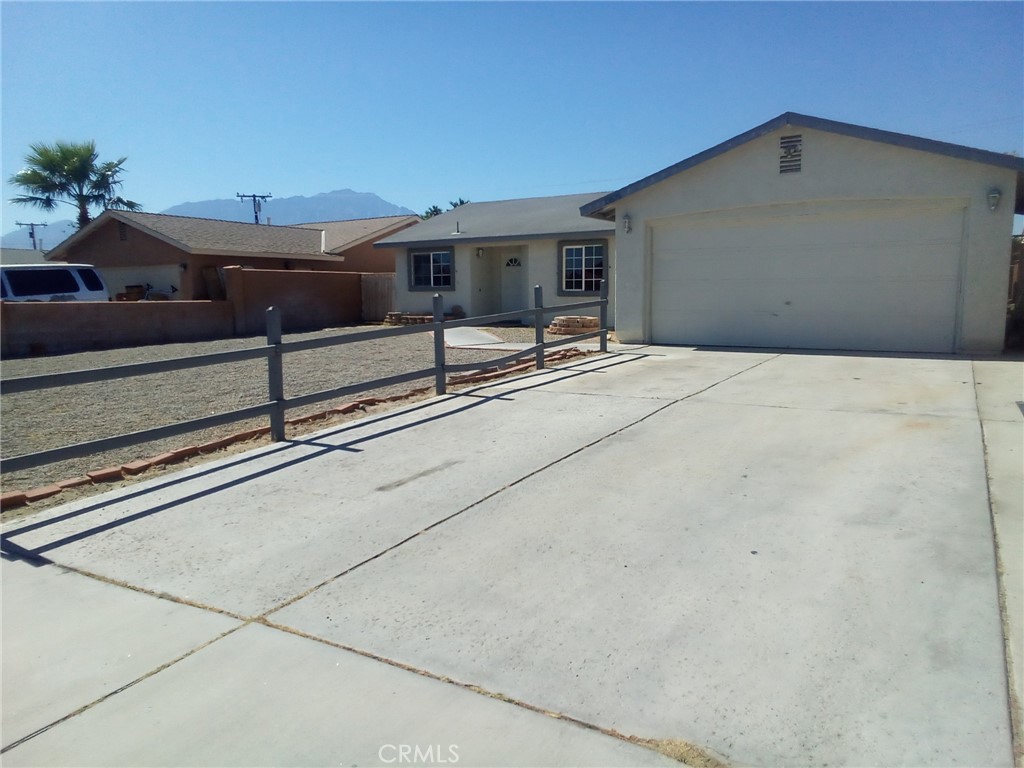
[611,126,1017,351]
[393,237,616,325]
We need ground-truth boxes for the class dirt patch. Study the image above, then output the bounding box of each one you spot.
[628,737,730,767]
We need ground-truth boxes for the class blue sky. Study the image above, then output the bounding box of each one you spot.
[2,1,1022,234]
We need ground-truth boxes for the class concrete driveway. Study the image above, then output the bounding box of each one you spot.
[2,346,1020,767]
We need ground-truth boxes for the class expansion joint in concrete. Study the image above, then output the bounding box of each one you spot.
[258,619,728,767]
[0,624,245,755]
[261,353,782,621]
[973,361,1023,767]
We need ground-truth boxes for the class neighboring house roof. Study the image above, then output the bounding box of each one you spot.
[581,112,1024,219]
[294,215,420,253]
[375,192,615,248]
[94,211,324,255]
[0,247,49,265]
[46,210,416,263]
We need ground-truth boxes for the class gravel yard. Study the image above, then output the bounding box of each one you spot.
[1,324,557,503]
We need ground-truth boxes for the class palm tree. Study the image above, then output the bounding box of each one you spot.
[8,140,141,230]
[423,205,444,219]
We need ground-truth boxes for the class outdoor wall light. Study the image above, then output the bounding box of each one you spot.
[622,213,632,233]
[476,248,484,259]
[987,188,1002,211]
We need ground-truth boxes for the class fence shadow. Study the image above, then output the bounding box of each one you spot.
[1,351,652,561]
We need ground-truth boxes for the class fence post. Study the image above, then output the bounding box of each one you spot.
[533,284,545,370]
[599,279,609,354]
[266,306,285,442]
[432,293,446,396]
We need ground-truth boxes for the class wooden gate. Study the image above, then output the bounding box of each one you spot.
[361,273,394,322]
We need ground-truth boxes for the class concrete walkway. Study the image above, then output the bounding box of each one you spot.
[440,326,505,347]
[2,347,1020,767]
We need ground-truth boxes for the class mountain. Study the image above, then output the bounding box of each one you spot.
[1,220,76,251]
[0,189,417,247]
[160,189,416,224]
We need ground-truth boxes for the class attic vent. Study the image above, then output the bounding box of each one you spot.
[779,134,803,174]
[118,221,129,241]
[505,257,522,267]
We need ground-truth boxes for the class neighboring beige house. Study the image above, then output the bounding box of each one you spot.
[0,248,49,265]
[581,112,1024,354]
[375,193,615,321]
[45,211,418,299]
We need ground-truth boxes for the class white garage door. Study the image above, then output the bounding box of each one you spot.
[650,200,965,353]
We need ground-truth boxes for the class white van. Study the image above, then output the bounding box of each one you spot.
[0,263,110,302]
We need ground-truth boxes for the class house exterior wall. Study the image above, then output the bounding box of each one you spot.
[102,265,184,297]
[612,126,1016,351]
[64,219,190,268]
[336,242,400,273]
[393,237,616,324]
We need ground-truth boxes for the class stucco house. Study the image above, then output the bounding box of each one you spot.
[582,112,1023,353]
[45,211,418,299]
[0,248,49,265]
[375,193,615,321]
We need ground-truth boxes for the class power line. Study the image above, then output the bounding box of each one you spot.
[236,193,272,225]
[15,221,48,250]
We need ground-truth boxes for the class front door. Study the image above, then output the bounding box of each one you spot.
[500,249,526,314]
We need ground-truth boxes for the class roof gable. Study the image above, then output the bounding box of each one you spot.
[581,112,1024,218]
[293,215,420,253]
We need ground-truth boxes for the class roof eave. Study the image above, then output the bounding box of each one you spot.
[376,228,615,249]
[193,249,345,262]
[580,114,791,217]
[789,112,1024,172]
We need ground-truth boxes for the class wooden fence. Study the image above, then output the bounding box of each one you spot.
[362,273,394,322]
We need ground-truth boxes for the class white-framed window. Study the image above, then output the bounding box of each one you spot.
[558,240,606,295]
[409,248,454,290]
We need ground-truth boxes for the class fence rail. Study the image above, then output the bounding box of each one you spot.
[1,283,608,474]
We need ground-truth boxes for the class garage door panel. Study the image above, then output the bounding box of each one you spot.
[654,300,955,351]
[650,202,963,353]
[655,241,961,283]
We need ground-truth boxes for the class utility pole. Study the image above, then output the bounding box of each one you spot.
[15,221,48,250]
[236,193,272,225]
